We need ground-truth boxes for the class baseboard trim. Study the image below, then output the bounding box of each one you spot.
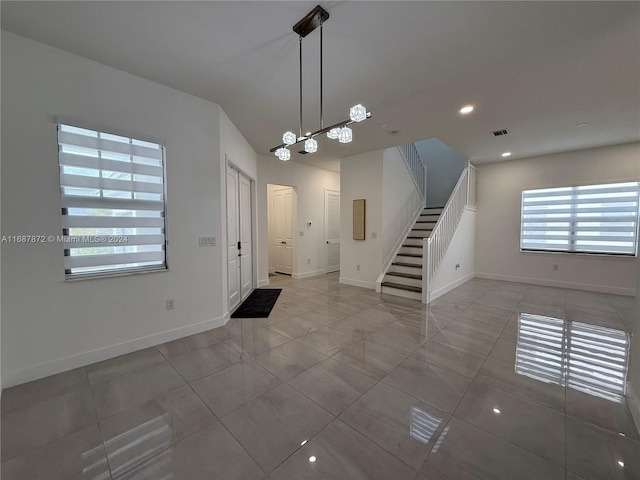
[292,269,326,280]
[339,277,376,290]
[3,314,229,388]
[627,381,640,438]
[475,272,634,296]
[257,278,270,287]
[429,273,475,303]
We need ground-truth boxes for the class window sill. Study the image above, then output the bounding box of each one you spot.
[65,266,168,282]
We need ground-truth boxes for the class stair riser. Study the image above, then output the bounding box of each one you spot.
[381,286,422,301]
[410,230,432,238]
[399,246,423,255]
[390,265,422,275]
[395,255,422,266]
[384,275,422,288]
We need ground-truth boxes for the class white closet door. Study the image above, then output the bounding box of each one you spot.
[239,172,253,300]
[325,189,340,273]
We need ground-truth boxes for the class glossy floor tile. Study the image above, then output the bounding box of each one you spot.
[416,417,565,480]
[340,382,449,470]
[2,273,638,479]
[383,357,472,413]
[288,357,377,415]
[269,419,416,480]
[221,383,333,472]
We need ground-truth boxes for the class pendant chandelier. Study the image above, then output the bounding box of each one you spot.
[270,5,371,161]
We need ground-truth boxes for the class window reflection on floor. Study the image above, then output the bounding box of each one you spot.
[409,406,443,444]
[516,313,630,402]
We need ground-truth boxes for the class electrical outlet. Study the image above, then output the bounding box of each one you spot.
[166,299,174,310]
[299,231,304,236]
[371,232,377,239]
[307,258,311,264]
[553,264,558,270]
[356,264,360,271]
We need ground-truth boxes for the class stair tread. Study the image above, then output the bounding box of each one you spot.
[407,236,424,239]
[392,262,422,268]
[397,253,422,258]
[381,282,422,293]
[402,244,423,248]
[416,220,437,223]
[387,272,422,280]
[412,229,433,231]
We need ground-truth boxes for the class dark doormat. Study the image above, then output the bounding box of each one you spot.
[231,288,282,318]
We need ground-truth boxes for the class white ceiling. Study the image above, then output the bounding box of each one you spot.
[2,1,639,172]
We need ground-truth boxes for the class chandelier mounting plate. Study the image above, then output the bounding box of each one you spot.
[293,5,330,37]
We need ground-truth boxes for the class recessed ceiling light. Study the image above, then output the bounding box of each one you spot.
[305,131,312,136]
[309,456,317,463]
[501,152,512,157]
[618,460,625,468]
[576,123,588,127]
[300,440,308,446]
[459,105,474,114]
[493,408,501,414]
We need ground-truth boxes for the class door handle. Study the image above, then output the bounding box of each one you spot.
[281,241,286,244]
[237,241,241,250]
[326,241,330,244]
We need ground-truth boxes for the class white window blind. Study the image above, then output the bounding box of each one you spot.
[520,181,640,255]
[57,124,167,277]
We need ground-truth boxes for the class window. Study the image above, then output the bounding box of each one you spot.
[57,123,167,278]
[520,181,640,255]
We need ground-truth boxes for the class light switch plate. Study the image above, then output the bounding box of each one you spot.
[199,236,216,246]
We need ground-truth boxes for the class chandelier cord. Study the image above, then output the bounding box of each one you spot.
[320,18,323,130]
[299,35,303,139]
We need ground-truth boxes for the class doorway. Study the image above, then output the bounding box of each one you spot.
[325,189,340,273]
[227,166,253,311]
[268,184,295,276]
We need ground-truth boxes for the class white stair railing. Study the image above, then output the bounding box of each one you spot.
[398,143,426,199]
[422,163,477,303]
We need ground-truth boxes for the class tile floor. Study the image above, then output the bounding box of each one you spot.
[1,273,638,479]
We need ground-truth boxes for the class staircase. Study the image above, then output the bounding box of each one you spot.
[380,207,443,300]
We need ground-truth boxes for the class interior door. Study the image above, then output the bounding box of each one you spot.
[227,168,241,310]
[273,186,293,275]
[325,189,340,273]
[239,172,253,300]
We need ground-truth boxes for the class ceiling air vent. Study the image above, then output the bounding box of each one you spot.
[298,150,308,155]
[492,129,509,136]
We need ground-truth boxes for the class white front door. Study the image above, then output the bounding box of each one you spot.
[239,172,253,300]
[227,168,241,310]
[227,166,253,311]
[325,189,340,273]
[273,186,293,275]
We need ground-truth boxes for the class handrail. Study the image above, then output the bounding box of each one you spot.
[422,163,476,302]
[397,143,426,199]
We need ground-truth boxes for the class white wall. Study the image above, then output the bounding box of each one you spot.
[1,32,256,387]
[416,138,467,208]
[256,154,339,285]
[340,150,384,289]
[429,209,476,301]
[475,143,640,295]
[382,147,424,268]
